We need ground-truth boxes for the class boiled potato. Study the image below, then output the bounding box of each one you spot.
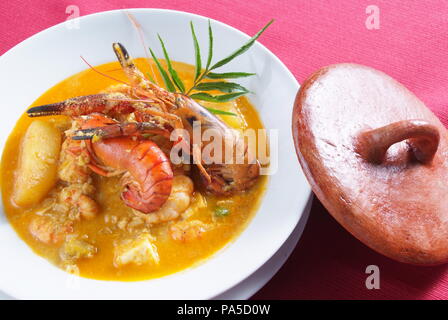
[13,120,62,207]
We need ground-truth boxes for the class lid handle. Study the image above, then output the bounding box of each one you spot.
[355,120,440,164]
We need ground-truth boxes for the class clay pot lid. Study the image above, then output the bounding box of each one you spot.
[293,63,448,265]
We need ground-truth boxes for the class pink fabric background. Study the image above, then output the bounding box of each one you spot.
[1,0,448,300]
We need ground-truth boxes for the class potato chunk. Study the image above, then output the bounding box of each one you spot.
[14,120,62,207]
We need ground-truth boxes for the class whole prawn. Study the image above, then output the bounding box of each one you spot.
[27,43,260,207]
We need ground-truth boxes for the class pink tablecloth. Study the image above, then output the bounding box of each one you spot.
[1,0,448,300]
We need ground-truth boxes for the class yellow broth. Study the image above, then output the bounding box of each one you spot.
[1,59,267,281]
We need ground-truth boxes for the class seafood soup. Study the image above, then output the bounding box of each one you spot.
[1,44,268,281]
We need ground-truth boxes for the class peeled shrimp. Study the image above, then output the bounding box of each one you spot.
[29,215,73,245]
[134,175,193,224]
[170,220,210,242]
[59,184,99,220]
[58,129,91,184]
[57,126,99,220]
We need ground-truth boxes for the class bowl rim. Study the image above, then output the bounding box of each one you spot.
[0,8,311,300]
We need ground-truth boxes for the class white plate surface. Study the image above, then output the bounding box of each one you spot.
[0,8,311,299]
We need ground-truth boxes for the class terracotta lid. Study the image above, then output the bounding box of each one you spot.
[292,63,448,265]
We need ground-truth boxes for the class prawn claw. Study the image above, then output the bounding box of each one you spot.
[27,104,64,117]
[78,114,174,213]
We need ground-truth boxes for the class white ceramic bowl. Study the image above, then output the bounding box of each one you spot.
[0,8,311,299]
